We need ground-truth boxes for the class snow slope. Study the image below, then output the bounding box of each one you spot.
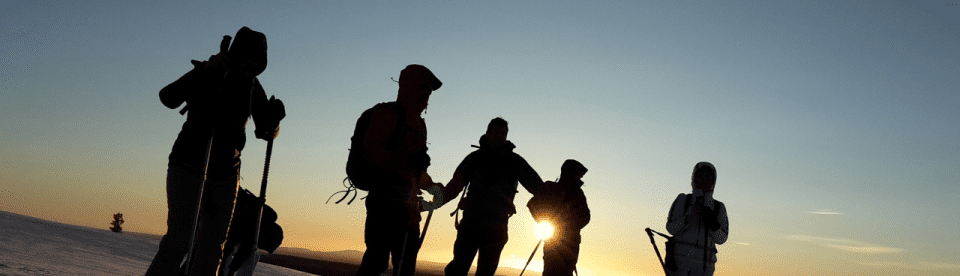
[0,210,314,276]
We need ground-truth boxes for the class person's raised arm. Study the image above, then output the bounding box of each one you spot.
[515,155,545,196]
[251,79,285,140]
[440,154,475,205]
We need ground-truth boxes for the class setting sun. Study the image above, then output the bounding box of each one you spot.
[534,221,554,240]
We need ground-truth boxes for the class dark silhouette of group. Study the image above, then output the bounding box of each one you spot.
[146,27,729,276]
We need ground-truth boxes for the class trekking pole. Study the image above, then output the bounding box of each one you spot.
[395,227,412,276]
[182,136,214,275]
[645,228,668,273]
[419,208,434,242]
[397,203,434,276]
[519,239,543,276]
[250,137,275,262]
[701,199,710,273]
[396,207,434,276]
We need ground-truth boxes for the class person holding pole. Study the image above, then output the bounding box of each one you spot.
[665,162,729,276]
[354,64,444,276]
[438,117,545,276]
[146,26,286,276]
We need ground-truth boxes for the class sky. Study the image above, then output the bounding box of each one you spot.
[2,1,959,275]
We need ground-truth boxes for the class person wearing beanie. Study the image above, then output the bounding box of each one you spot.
[354,64,444,276]
[665,162,729,276]
[146,26,286,276]
[438,117,545,276]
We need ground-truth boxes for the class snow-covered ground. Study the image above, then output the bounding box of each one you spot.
[0,210,315,276]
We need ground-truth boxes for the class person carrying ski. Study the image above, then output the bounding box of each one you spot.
[665,162,729,276]
[528,159,590,276]
[439,117,544,276]
[146,26,286,276]
[354,64,445,276]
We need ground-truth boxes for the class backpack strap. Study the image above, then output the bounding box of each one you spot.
[673,193,695,236]
[383,102,407,150]
[450,180,470,229]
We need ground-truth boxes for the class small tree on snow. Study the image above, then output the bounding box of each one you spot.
[110,212,124,233]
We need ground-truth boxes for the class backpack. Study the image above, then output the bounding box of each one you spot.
[665,193,696,272]
[526,180,560,223]
[449,146,519,228]
[229,187,283,252]
[330,102,407,204]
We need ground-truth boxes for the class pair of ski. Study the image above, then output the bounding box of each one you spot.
[181,136,277,275]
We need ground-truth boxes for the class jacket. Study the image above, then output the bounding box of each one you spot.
[160,62,272,179]
[666,192,729,263]
[444,136,543,228]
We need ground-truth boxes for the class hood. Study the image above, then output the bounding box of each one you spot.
[477,134,516,152]
[228,26,268,76]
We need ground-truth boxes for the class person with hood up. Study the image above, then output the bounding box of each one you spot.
[528,159,590,276]
[438,117,544,276]
[146,26,286,276]
[665,162,729,276]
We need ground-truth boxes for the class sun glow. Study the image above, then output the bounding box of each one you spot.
[534,221,554,240]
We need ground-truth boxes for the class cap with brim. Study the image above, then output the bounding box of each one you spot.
[399,64,442,90]
[561,159,588,175]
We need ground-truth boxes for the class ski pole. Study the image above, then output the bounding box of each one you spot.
[182,135,214,275]
[395,227,412,276]
[397,205,433,276]
[250,137,274,259]
[701,200,710,273]
[419,209,434,243]
[645,228,667,273]
[395,207,434,276]
[519,239,543,276]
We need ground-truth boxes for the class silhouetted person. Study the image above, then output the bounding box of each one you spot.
[146,26,285,276]
[354,64,444,276]
[439,117,544,276]
[528,159,590,276]
[666,162,729,276]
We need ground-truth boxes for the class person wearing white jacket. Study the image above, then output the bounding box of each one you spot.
[666,162,729,276]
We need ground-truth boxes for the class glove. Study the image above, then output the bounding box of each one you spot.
[702,206,721,231]
[255,96,286,141]
[419,183,445,212]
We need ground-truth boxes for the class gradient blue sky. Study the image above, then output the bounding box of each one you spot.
[2,1,959,275]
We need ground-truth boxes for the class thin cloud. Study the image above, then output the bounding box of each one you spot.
[786,235,901,254]
[804,209,843,215]
[858,261,960,270]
